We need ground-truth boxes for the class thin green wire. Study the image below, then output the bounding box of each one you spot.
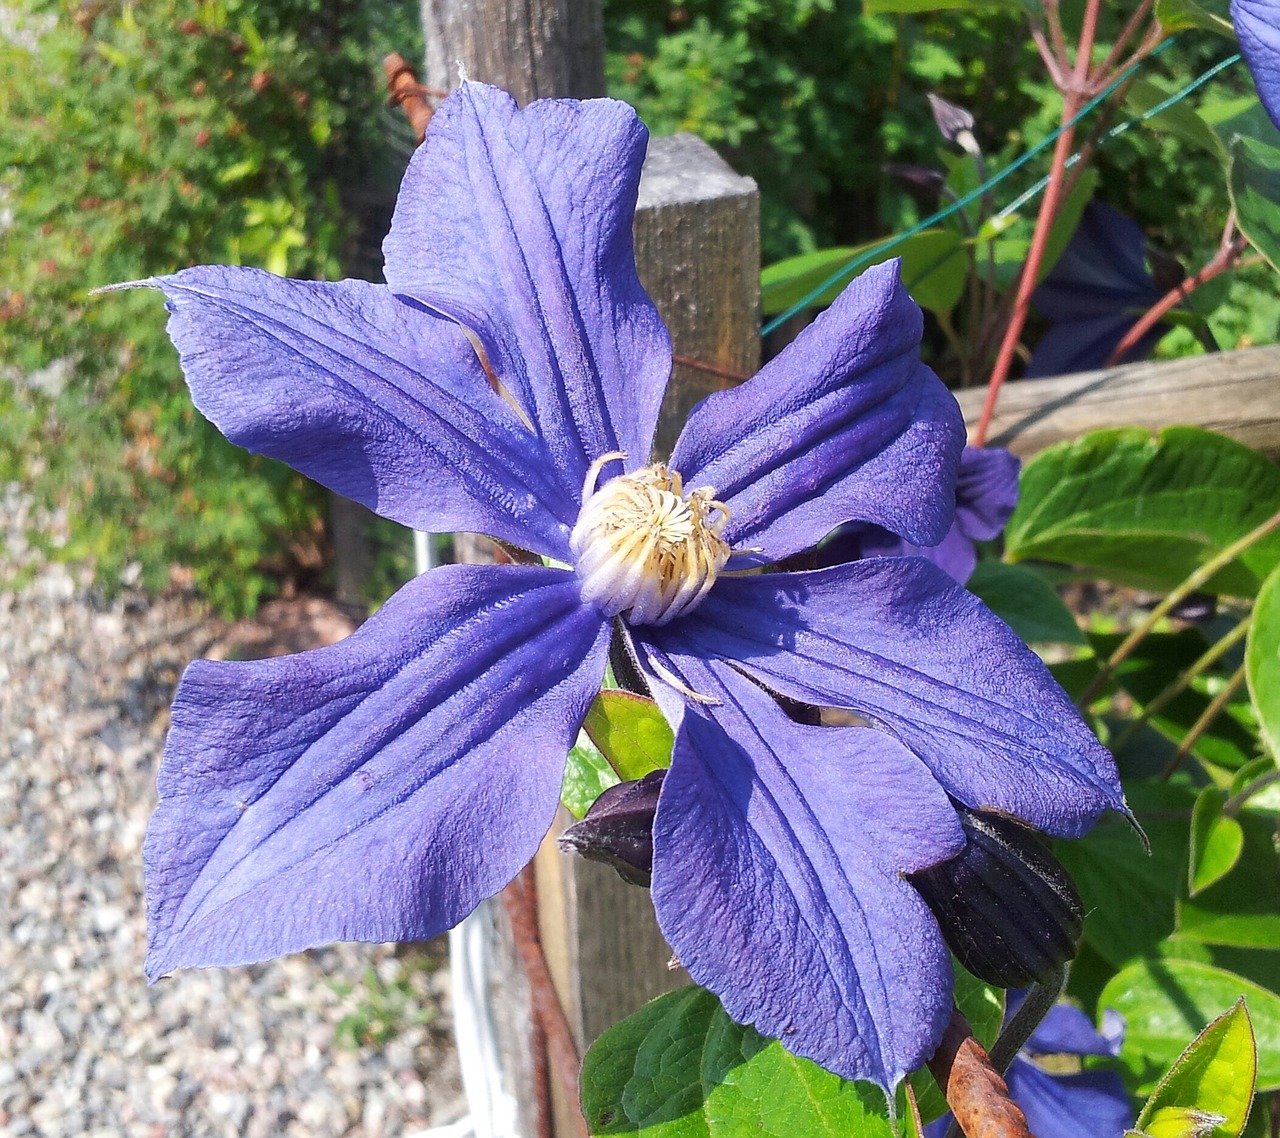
[760,36,1238,337]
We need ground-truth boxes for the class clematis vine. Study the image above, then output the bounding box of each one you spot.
[122,82,1125,1096]
[927,995,1131,1138]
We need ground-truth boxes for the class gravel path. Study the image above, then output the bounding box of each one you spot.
[1,484,465,1138]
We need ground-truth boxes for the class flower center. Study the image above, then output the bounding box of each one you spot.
[570,454,731,626]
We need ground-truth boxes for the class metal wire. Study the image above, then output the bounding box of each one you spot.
[759,38,1247,336]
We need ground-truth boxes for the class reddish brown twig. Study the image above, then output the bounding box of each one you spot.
[929,1010,1033,1138]
[1105,217,1247,367]
[382,53,442,143]
[671,353,751,383]
[502,866,589,1138]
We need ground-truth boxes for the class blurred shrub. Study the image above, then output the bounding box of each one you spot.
[0,0,419,615]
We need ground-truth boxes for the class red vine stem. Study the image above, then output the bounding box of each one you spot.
[973,0,1101,447]
[503,866,589,1138]
[1105,218,1246,367]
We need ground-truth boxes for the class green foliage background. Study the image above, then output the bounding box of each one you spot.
[0,0,420,614]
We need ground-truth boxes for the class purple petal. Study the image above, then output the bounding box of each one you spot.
[141,267,576,558]
[1022,1000,1125,1058]
[145,564,608,980]
[384,82,671,497]
[640,559,1124,837]
[1005,1057,1132,1138]
[954,446,1020,543]
[670,261,965,562]
[1235,0,1280,131]
[648,661,962,1091]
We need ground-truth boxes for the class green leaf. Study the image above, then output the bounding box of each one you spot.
[1134,1000,1257,1138]
[862,0,1019,11]
[1189,787,1245,897]
[1177,807,1280,948]
[1154,0,1234,35]
[1055,780,1191,968]
[1125,78,1225,158]
[584,690,675,781]
[562,730,622,819]
[1229,133,1280,273]
[760,229,967,318]
[967,560,1086,645]
[1005,428,1280,596]
[1100,960,1280,1093]
[580,987,894,1138]
[1247,565,1280,759]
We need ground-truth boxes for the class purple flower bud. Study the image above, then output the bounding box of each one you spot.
[909,806,1083,988]
[927,93,979,152]
[559,770,666,886]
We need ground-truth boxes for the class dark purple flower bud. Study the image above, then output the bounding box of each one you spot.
[559,770,665,886]
[927,93,980,154]
[884,163,948,192]
[909,806,1083,988]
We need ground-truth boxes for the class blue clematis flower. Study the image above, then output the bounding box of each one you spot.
[127,82,1124,1095]
[1026,201,1168,379]
[817,445,1021,585]
[1234,0,1280,131]
[927,995,1132,1138]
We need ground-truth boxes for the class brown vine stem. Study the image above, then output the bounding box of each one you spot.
[1159,662,1249,781]
[930,1009,1033,1138]
[1078,509,1280,709]
[383,52,441,143]
[1105,222,1247,367]
[973,0,1102,447]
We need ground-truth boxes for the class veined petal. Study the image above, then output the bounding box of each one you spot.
[145,564,608,980]
[1004,1058,1132,1138]
[384,82,671,497]
[648,660,962,1092]
[669,261,964,563]
[136,267,576,558]
[1234,0,1280,131]
[641,559,1124,837]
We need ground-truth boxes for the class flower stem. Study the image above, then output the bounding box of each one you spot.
[1159,662,1249,781]
[1109,615,1252,754]
[989,966,1067,1076]
[1105,215,1246,367]
[1224,770,1280,817]
[1078,509,1280,709]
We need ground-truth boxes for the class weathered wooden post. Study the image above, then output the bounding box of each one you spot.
[412,4,758,1136]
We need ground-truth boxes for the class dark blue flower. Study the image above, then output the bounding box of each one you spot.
[1234,0,1280,131]
[818,445,1020,584]
[927,995,1132,1138]
[126,82,1124,1094]
[1026,201,1168,378]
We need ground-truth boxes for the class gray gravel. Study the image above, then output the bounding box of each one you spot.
[1,484,465,1137]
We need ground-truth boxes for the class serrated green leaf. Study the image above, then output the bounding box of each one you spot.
[761,229,966,318]
[1154,0,1234,34]
[584,690,674,781]
[1101,961,1280,1093]
[562,730,622,819]
[1229,133,1280,273]
[1190,787,1246,897]
[581,987,894,1138]
[1005,428,1280,596]
[1247,565,1280,759]
[1135,1000,1257,1138]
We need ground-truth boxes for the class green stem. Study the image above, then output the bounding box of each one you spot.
[989,967,1067,1076]
[1159,663,1249,781]
[1223,770,1280,818]
[1110,615,1252,753]
[1078,509,1280,708]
